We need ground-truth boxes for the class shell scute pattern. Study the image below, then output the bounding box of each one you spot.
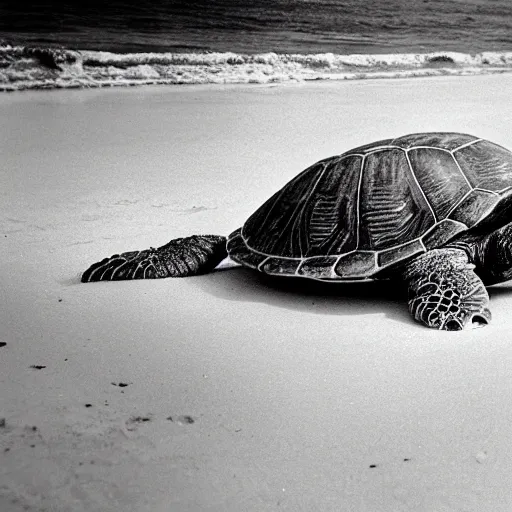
[358,148,433,250]
[228,133,512,281]
[391,132,479,151]
[242,160,325,258]
[453,140,512,193]
[447,189,500,227]
[297,256,339,279]
[377,239,424,268]
[304,155,362,256]
[334,251,377,279]
[421,219,467,250]
[407,148,471,219]
[261,257,300,275]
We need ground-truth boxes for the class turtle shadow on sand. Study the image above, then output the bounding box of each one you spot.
[487,283,512,299]
[194,267,413,327]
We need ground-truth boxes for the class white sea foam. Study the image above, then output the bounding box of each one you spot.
[2,44,512,91]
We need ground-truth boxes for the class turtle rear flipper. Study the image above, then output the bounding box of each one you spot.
[81,235,227,282]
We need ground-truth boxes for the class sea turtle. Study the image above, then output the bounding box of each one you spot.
[82,132,512,331]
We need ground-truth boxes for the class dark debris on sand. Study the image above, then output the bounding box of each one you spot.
[129,416,151,423]
[167,415,195,425]
[126,415,152,431]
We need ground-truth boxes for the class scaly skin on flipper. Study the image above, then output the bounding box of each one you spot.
[81,235,227,282]
[402,248,491,330]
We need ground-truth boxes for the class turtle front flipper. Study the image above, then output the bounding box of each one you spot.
[402,248,491,330]
[82,235,227,282]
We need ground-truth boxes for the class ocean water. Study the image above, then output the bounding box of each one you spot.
[2,0,512,91]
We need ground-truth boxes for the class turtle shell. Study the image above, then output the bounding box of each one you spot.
[227,132,512,280]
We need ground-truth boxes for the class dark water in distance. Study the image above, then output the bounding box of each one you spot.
[2,0,512,54]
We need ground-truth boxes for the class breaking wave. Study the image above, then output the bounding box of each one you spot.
[3,43,512,92]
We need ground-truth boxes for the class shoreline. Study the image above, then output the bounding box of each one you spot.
[4,44,512,92]
[3,68,512,97]
[4,66,512,94]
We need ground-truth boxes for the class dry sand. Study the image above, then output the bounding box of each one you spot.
[2,76,512,511]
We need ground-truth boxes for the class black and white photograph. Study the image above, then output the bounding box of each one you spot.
[2,1,512,510]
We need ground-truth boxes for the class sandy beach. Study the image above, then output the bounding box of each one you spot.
[2,75,512,511]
